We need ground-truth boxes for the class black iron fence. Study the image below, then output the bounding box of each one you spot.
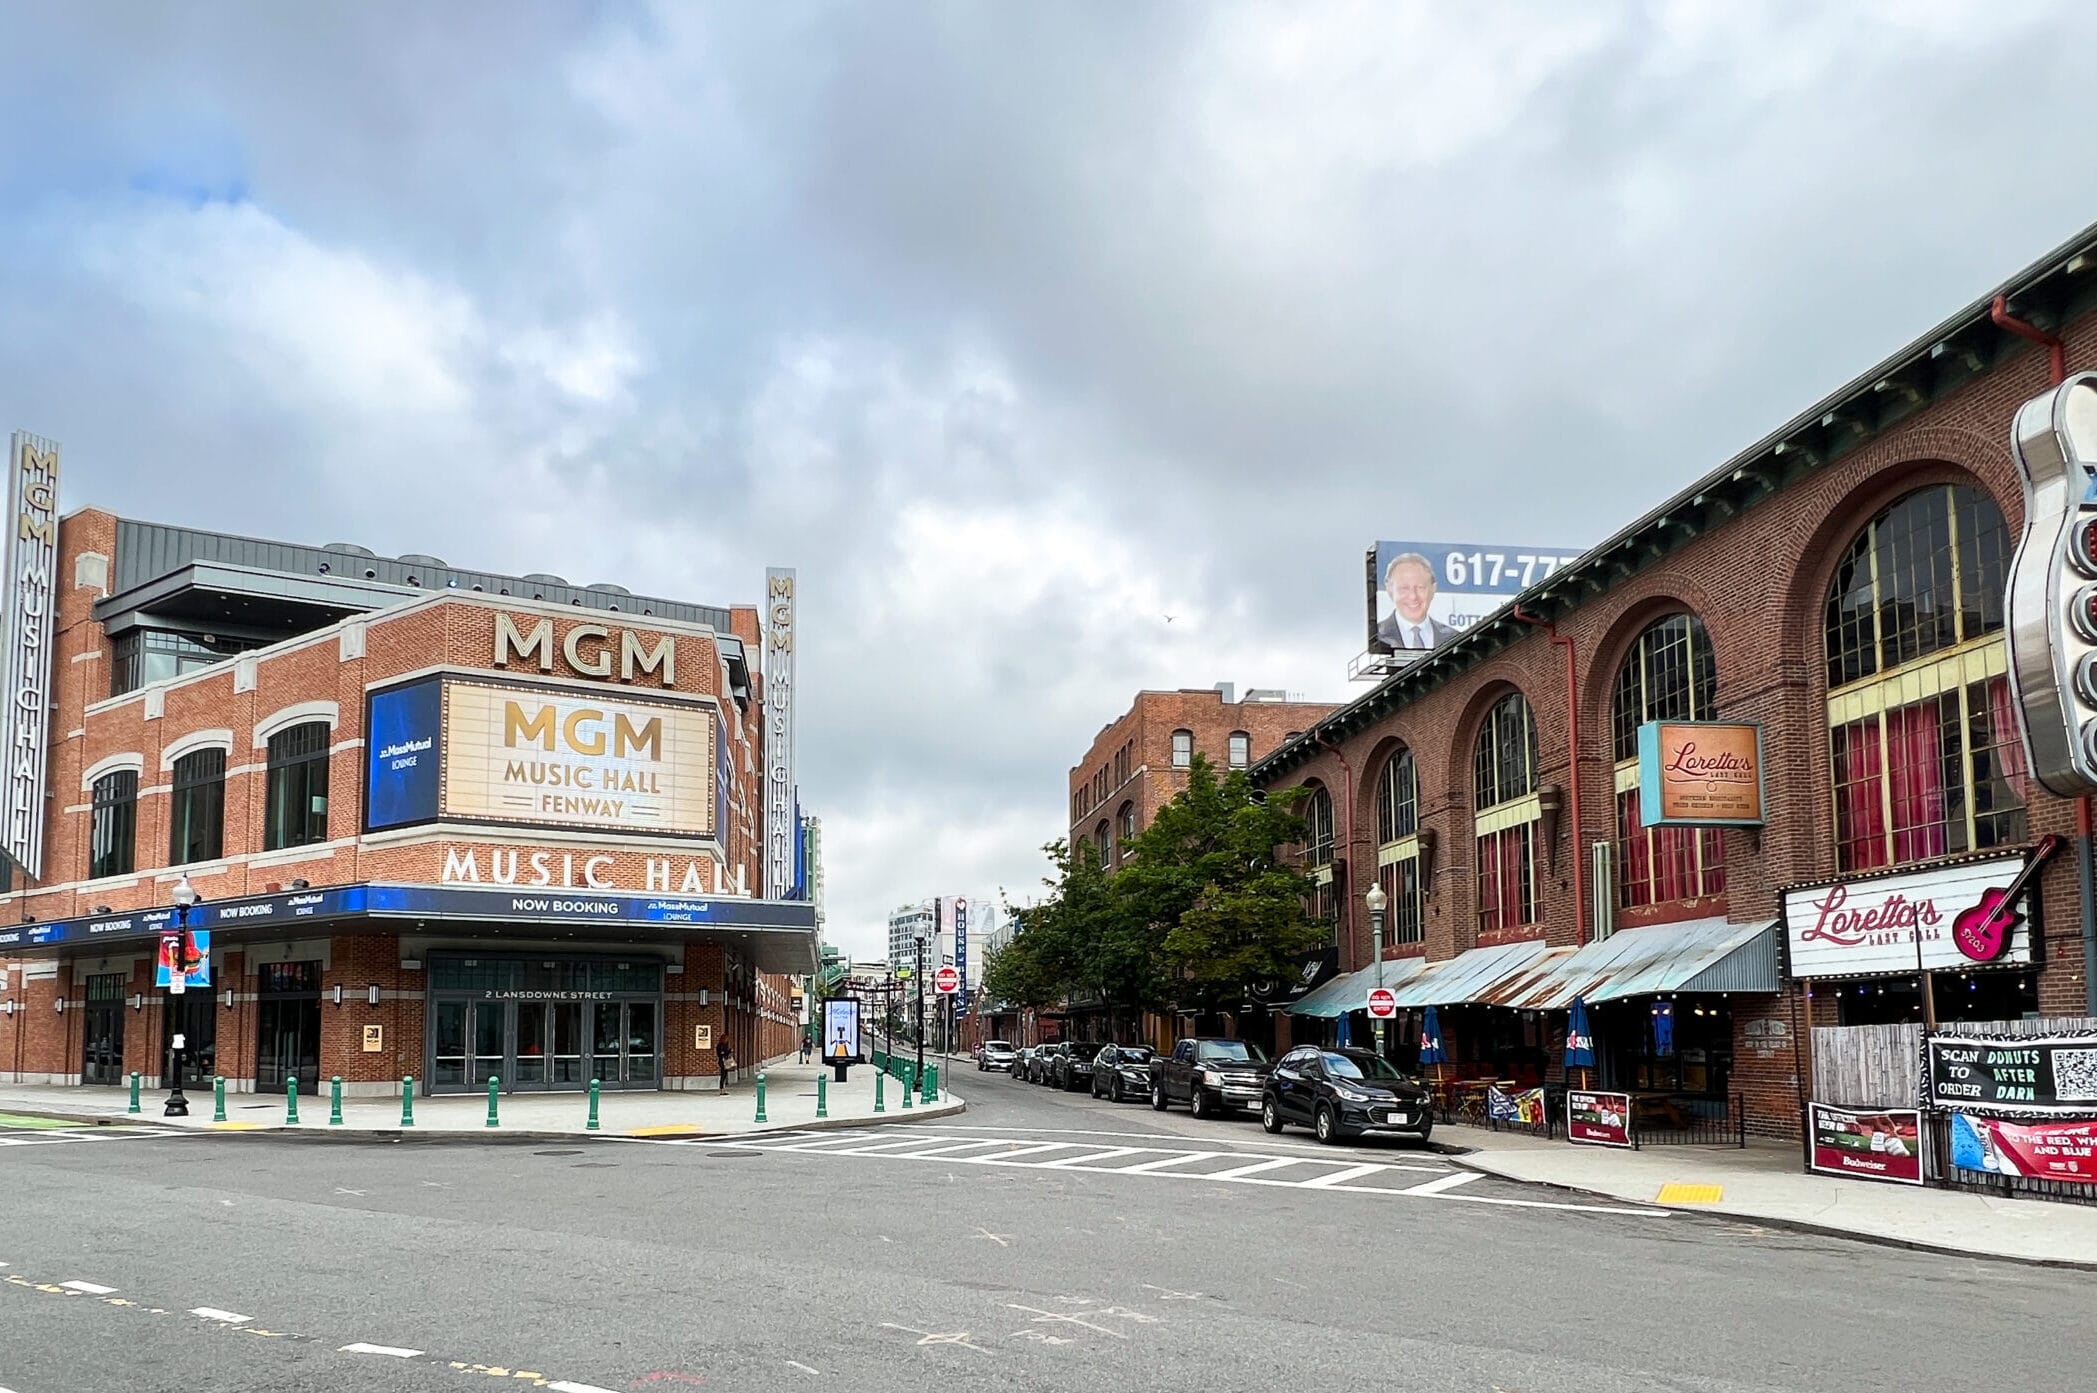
[1481,1083,1563,1139]
[1630,1092,1745,1149]
[1926,1116,2097,1209]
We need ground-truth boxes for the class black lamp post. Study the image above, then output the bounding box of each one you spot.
[914,934,926,1081]
[164,875,199,1117]
[1365,881,1388,1057]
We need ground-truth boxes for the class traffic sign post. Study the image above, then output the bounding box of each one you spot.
[934,966,960,995]
[1366,987,1397,1019]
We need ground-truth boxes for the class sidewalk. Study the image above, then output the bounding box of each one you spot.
[0,1058,962,1140]
[1442,1125,2097,1268]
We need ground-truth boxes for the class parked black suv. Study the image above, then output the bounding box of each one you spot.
[1089,1044,1155,1103]
[1150,1037,1272,1117]
[1261,1046,1434,1145]
[1053,1041,1102,1091]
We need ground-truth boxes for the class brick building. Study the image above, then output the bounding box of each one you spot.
[0,497,813,1098]
[1067,683,1337,866]
[1259,222,2097,1138]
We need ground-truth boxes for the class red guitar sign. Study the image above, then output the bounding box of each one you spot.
[1951,836,2061,963]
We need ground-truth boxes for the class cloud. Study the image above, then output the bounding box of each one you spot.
[1,1,2092,956]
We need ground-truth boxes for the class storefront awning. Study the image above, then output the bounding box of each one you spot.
[1287,957,1429,1017]
[1492,917,1779,1010]
[1386,939,1553,1008]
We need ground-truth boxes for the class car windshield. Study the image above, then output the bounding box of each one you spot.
[985,1043,1014,1054]
[1196,1041,1267,1064]
[1322,1052,1408,1082]
[1116,1046,1154,1063]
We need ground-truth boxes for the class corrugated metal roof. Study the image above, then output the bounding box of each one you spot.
[1386,939,1551,1008]
[1287,957,1429,1017]
[1486,918,1779,1011]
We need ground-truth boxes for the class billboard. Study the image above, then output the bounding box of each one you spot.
[3,432,61,878]
[1366,540,1585,657]
[365,678,444,831]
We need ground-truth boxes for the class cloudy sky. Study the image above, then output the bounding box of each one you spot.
[3,3,2094,957]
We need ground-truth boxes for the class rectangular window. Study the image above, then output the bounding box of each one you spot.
[108,629,266,698]
[1172,731,1193,768]
[1229,732,1250,768]
[1613,784,1725,909]
[89,770,138,879]
[264,723,332,851]
[168,748,227,866]
[1376,857,1426,946]
[1476,824,1535,932]
[1831,676,2026,872]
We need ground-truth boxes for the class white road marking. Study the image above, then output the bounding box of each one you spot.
[1403,1171,1482,1196]
[1039,1147,1147,1168]
[550,1382,625,1393]
[973,1227,1011,1247]
[59,1280,117,1294]
[1114,1151,1222,1173]
[889,1141,1017,1159]
[340,1343,424,1357]
[953,1142,1080,1162]
[333,1188,367,1197]
[1200,1156,1305,1181]
[784,1360,822,1375]
[189,1307,252,1324]
[1296,1163,1391,1188]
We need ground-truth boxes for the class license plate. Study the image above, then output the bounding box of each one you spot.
[1382,1111,1412,1126]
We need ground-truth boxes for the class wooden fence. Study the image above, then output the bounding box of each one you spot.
[1811,1015,2097,1107]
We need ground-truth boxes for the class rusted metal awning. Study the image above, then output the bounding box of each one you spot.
[1489,917,1779,1011]
[1385,939,1553,1008]
[1287,956,1429,1017]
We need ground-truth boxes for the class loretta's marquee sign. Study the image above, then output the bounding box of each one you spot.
[2,432,60,879]
[1782,852,2042,979]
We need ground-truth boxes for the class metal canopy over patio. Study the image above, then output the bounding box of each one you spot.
[1385,939,1553,1009]
[1286,957,1429,1017]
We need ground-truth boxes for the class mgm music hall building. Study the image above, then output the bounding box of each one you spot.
[0,490,812,1097]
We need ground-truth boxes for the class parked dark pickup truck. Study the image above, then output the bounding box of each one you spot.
[1150,1037,1272,1118]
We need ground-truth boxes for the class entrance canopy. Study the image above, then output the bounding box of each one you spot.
[1492,917,1779,1010]
[1386,939,1552,1008]
[1287,957,1428,1018]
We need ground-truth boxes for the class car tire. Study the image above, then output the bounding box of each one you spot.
[1110,1077,1123,1104]
[1314,1103,1340,1145]
[1152,1084,1169,1111]
[1260,1098,1284,1134]
[1189,1087,1211,1120]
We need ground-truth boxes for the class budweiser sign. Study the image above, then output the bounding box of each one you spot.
[1783,853,2038,980]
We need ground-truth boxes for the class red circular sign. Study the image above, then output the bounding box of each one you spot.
[934,966,962,994]
[1366,988,1397,1019]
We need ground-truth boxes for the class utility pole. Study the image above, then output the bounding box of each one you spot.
[914,934,926,1080]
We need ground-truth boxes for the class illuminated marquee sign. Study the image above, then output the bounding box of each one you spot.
[2,432,59,879]
[764,567,796,899]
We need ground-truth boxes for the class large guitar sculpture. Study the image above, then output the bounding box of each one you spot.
[1951,836,2062,964]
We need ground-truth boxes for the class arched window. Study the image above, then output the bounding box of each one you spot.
[1228,731,1251,769]
[1301,783,1338,941]
[1374,748,1425,946]
[264,722,332,851]
[89,770,138,879]
[168,748,226,866]
[1824,484,2024,871]
[1612,615,1725,912]
[1473,692,1539,932]
[1171,729,1194,769]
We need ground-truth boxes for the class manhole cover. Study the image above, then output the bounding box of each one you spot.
[534,1149,584,1157]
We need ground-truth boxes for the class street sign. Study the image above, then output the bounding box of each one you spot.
[1366,987,1397,1019]
[934,966,960,995]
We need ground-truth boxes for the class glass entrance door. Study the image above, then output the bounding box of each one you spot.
[470,1001,504,1090]
[256,962,321,1094]
[591,1001,658,1087]
[81,973,126,1085]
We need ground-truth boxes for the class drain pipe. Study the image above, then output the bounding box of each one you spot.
[1310,731,1362,967]
[1513,606,1587,946]
[1992,295,2095,1014]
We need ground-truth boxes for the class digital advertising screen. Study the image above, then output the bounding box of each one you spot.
[822,997,863,1063]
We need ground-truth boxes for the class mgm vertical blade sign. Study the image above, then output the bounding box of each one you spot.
[2008,374,2097,797]
[3,433,60,879]
[764,567,797,899]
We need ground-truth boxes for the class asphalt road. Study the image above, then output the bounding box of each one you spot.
[1,1067,2093,1393]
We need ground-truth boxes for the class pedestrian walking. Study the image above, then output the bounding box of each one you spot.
[800,1035,813,1064]
[717,1040,736,1090]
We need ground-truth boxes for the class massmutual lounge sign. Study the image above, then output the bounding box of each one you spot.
[366,664,719,841]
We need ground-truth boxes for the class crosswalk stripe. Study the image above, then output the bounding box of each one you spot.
[883,1140,1016,1159]
[1112,1151,1222,1174]
[1200,1155,1307,1180]
[1039,1147,1147,1168]
[1402,1171,1482,1196]
[957,1142,1080,1161]
[1297,1163,1389,1188]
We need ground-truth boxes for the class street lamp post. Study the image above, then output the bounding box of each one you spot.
[1364,882,1388,1057]
[913,934,926,1082]
[165,875,199,1117]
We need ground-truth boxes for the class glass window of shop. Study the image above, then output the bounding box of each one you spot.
[1473,692,1540,932]
[426,957,665,1094]
[1831,971,2036,1027]
[1612,615,1726,910]
[88,770,138,879]
[1599,996,1733,1096]
[1374,747,1425,947]
[263,722,331,851]
[168,748,226,865]
[1823,485,2025,871]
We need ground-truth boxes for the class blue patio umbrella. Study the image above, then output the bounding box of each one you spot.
[1418,1005,1448,1067]
[1335,1012,1352,1048]
[1565,996,1597,1078]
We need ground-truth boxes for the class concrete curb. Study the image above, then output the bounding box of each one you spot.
[1442,1149,2097,1272]
[0,1097,967,1145]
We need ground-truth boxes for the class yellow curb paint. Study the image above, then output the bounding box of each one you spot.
[1655,1183,1723,1204]
[213,1122,267,1131]
[625,1125,705,1137]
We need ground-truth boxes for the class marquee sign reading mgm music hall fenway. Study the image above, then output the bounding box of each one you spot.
[0,491,812,1100]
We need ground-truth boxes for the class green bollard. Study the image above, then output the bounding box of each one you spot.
[816,1072,828,1119]
[923,1064,938,1103]
[212,1076,226,1123]
[401,1076,415,1128]
[285,1075,300,1125]
[755,1070,768,1124]
[901,1064,915,1109]
[485,1076,501,1128]
[329,1076,344,1127]
[874,1069,886,1114]
[128,1071,141,1115]
[587,1078,601,1131]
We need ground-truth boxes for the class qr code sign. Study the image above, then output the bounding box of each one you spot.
[2054,1048,2097,1102]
